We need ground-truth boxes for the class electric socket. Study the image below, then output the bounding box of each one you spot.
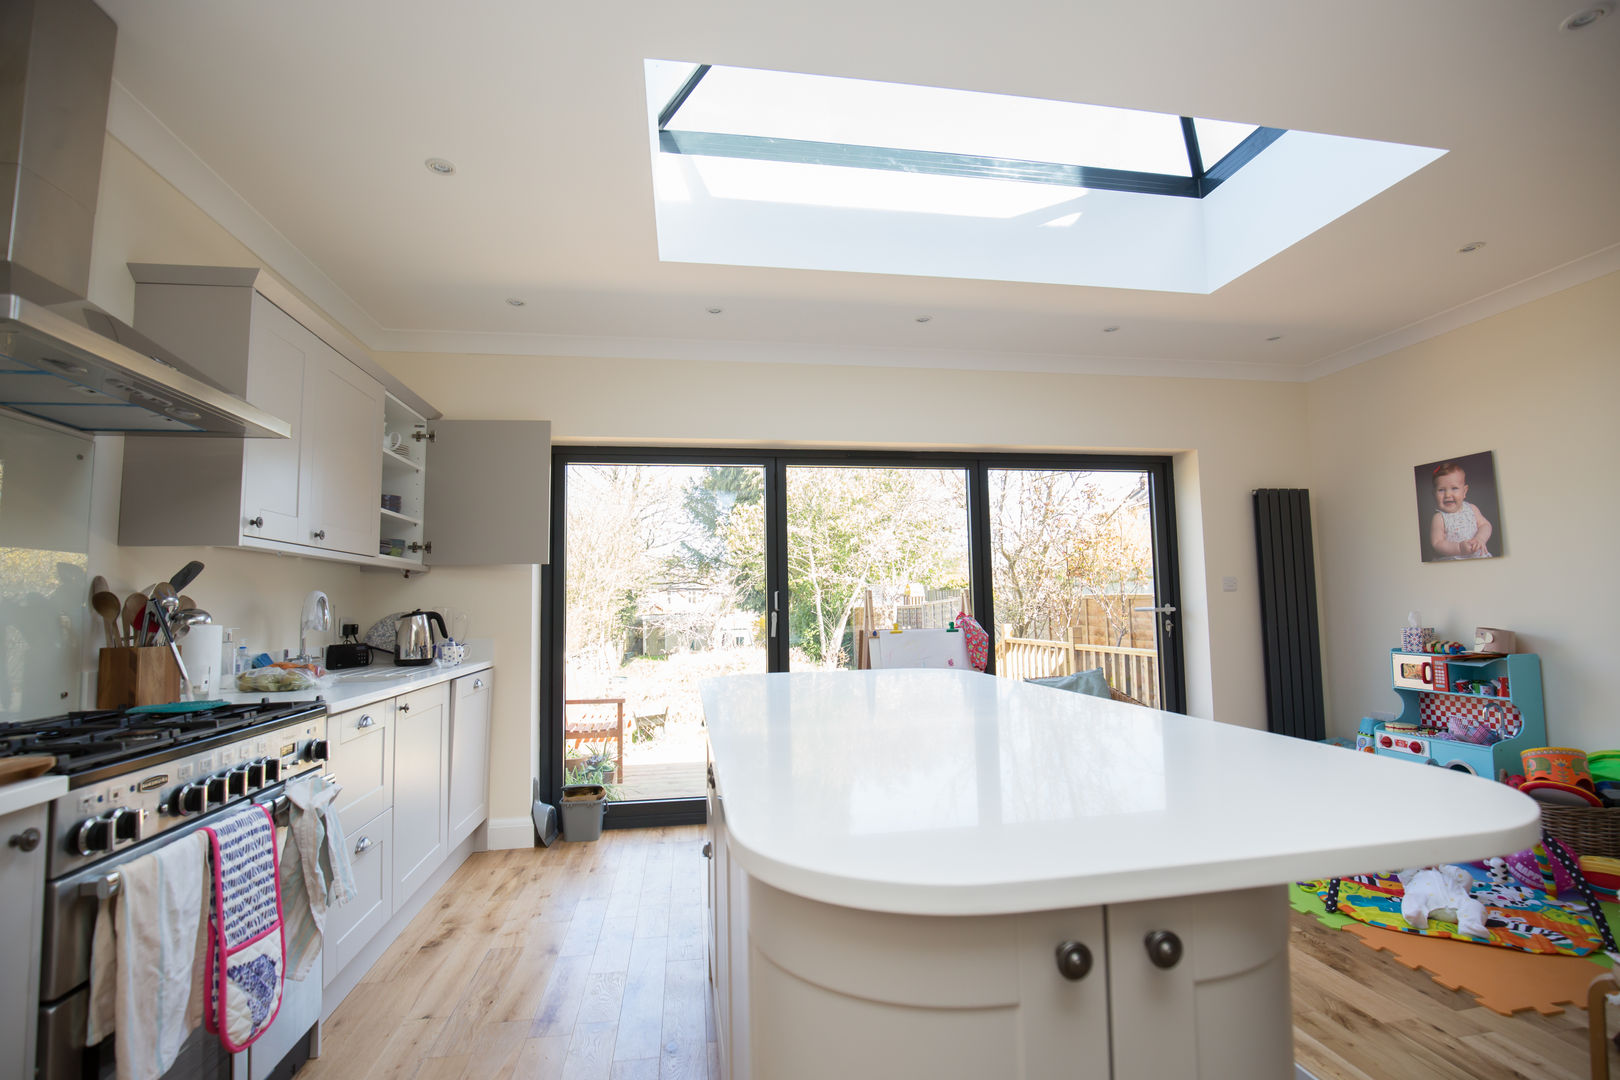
[341,622,360,637]
[1221,576,1238,592]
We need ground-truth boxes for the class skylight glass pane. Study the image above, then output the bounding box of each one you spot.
[1193,118,1259,170]
[672,65,1194,177]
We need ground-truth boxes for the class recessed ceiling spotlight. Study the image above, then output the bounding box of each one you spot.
[1266,335,1283,342]
[1560,3,1612,30]
[424,157,456,175]
[915,315,932,323]
[1458,241,1487,254]
[1101,325,1120,333]
[505,297,526,307]
[707,307,724,315]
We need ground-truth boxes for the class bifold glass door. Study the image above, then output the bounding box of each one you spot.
[549,451,1183,817]
[986,467,1169,707]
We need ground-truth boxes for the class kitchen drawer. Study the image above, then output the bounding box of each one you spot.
[328,701,394,837]
[323,808,392,986]
[397,681,449,717]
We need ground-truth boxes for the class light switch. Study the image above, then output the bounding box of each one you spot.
[1221,576,1238,592]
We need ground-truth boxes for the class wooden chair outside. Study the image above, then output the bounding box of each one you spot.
[563,697,626,780]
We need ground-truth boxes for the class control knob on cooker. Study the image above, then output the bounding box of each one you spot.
[246,759,267,789]
[206,774,229,805]
[171,783,208,816]
[301,739,329,763]
[228,765,253,796]
[71,815,113,857]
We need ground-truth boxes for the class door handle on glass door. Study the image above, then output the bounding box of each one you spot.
[1134,603,1177,636]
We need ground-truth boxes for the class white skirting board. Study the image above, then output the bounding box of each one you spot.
[486,815,536,850]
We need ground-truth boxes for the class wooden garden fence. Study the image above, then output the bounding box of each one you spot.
[994,627,1160,708]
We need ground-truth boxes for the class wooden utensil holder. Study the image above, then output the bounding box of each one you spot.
[97,646,182,708]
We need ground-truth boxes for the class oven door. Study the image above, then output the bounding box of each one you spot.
[38,785,291,1080]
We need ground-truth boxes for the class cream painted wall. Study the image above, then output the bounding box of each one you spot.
[1307,271,1620,750]
[377,351,1315,731]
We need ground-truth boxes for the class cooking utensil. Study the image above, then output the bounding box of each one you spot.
[90,582,121,649]
[122,592,148,645]
[149,599,191,701]
[169,560,205,594]
[169,608,212,640]
[178,595,196,612]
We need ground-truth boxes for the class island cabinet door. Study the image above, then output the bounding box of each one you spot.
[1104,884,1293,1080]
[743,881,1111,1080]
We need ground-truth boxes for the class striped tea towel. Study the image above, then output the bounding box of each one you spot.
[201,804,285,1051]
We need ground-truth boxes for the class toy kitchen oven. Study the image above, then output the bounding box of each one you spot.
[1372,650,1546,780]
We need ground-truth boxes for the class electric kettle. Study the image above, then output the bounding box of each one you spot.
[395,609,448,666]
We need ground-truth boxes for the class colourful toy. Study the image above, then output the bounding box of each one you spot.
[1376,650,1546,779]
[1520,746,1594,790]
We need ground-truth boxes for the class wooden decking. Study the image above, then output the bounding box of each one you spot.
[612,761,706,803]
[301,825,1604,1080]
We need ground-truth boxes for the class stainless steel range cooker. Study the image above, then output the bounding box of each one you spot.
[0,699,329,1080]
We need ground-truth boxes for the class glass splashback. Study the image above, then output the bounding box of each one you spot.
[0,413,93,722]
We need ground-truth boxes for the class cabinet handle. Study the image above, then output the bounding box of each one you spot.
[1144,930,1183,969]
[247,516,264,529]
[354,836,374,855]
[398,702,411,713]
[312,529,327,541]
[1054,941,1093,981]
[356,715,376,728]
[472,678,484,690]
[8,828,41,852]
[702,842,712,859]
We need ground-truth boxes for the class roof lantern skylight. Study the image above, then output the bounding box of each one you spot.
[644,61,1447,294]
[655,63,1283,199]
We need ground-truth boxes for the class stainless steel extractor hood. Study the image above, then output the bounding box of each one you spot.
[0,0,289,437]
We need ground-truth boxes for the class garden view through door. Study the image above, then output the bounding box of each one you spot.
[784,465,971,670]
[562,463,765,802]
[987,468,1167,706]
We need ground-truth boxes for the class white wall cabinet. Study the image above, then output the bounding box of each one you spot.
[116,263,551,570]
[119,267,385,559]
[0,803,48,1080]
[390,682,450,905]
[447,672,492,847]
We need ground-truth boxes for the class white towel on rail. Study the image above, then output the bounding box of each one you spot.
[85,830,211,1080]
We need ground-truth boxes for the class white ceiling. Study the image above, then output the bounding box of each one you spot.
[98,0,1620,380]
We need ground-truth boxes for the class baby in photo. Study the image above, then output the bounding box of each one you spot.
[1429,461,1493,559]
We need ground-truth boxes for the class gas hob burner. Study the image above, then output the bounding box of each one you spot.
[0,699,324,779]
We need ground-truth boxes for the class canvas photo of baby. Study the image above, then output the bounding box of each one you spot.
[1414,450,1504,562]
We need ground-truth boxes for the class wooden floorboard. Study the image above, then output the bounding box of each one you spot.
[305,825,1607,1080]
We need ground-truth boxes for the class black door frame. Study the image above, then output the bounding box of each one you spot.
[544,447,1184,828]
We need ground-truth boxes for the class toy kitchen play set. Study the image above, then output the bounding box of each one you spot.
[1359,620,1545,779]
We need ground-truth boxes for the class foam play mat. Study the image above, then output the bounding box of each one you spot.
[1307,874,1608,956]
[1340,921,1604,1016]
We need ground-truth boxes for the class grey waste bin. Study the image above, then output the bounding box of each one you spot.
[559,784,607,841]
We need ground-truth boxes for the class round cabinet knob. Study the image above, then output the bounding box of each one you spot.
[247,516,264,529]
[312,529,327,541]
[1144,930,1184,970]
[1054,940,1093,981]
[701,842,712,859]
[8,828,41,852]
[398,703,411,713]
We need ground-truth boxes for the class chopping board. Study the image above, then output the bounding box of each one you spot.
[0,755,57,785]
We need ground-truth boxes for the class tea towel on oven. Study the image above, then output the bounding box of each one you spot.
[85,830,211,1080]
[280,775,356,980]
[201,804,285,1051]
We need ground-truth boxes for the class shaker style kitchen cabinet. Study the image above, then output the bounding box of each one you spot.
[1,803,49,1080]
[390,682,450,904]
[117,264,552,570]
[447,671,493,846]
[119,265,385,558]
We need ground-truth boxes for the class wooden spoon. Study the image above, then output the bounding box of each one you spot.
[122,592,148,646]
[90,585,122,649]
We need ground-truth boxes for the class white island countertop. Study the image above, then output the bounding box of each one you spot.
[701,670,1542,916]
[214,639,493,713]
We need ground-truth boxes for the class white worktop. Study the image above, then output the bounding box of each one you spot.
[215,639,493,712]
[701,670,1542,916]
[0,774,68,817]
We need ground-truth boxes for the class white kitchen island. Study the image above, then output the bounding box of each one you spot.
[700,670,1541,1080]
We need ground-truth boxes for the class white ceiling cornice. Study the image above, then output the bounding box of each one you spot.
[1301,242,1620,382]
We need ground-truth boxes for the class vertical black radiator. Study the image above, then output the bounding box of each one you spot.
[1252,489,1325,740]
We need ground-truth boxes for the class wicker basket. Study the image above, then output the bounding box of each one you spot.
[1540,803,1620,858]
